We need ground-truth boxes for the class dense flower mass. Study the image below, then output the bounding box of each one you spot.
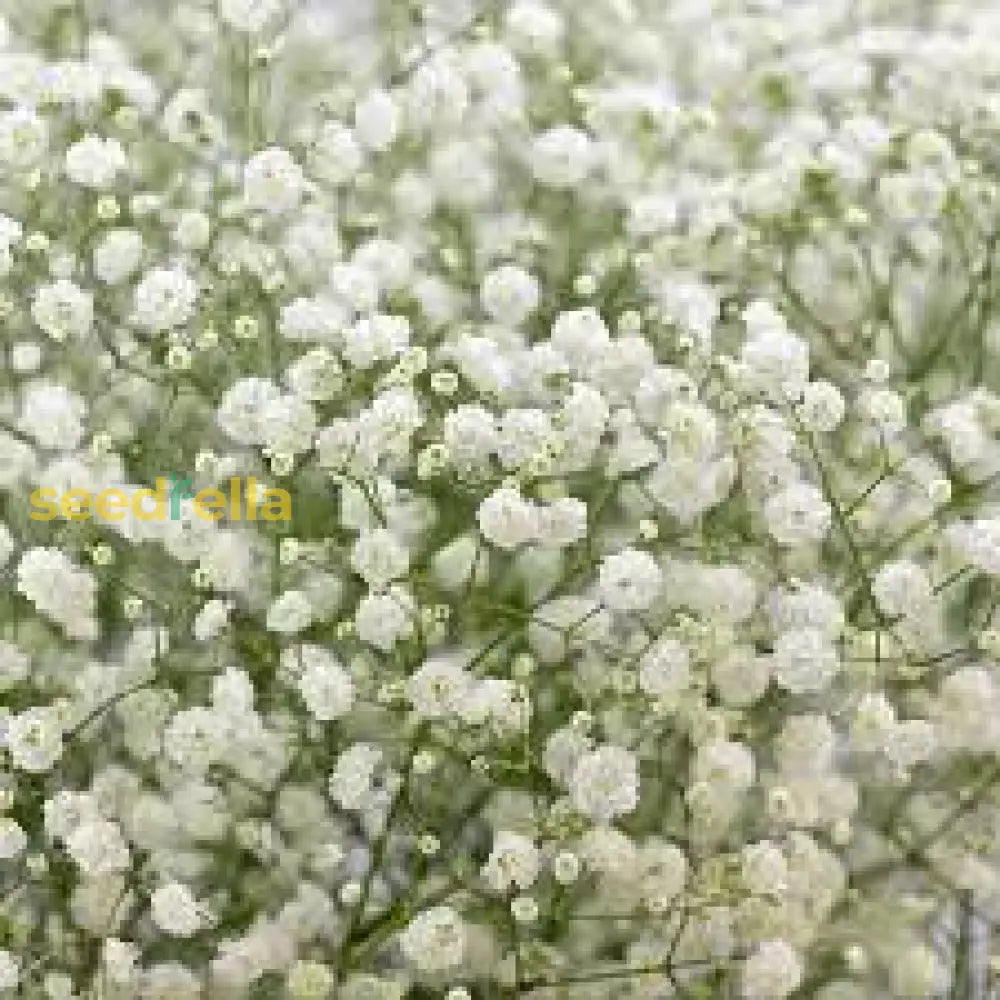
[3,0,1000,998]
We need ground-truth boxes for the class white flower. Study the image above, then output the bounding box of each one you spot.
[19,380,87,449]
[351,528,409,590]
[569,745,639,823]
[0,106,48,169]
[150,882,206,937]
[641,839,687,907]
[481,265,540,325]
[553,850,580,884]
[342,314,410,369]
[530,125,595,187]
[5,705,64,772]
[763,482,832,546]
[543,726,591,785]
[0,818,26,860]
[219,0,283,33]
[354,88,399,152]
[355,586,416,651]
[638,637,691,701]
[872,560,933,618]
[284,347,343,401]
[477,487,539,550]
[597,548,663,612]
[102,939,139,987]
[133,267,199,332]
[10,341,40,373]
[770,628,841,694]
[16,547,97,639]
[216,376,283,445]
[296,645,355,721]
[31,279,93,340]
[44,790,101,842]
[741,841,789,897]
[64,134,126,188]
[692,740,755,793]
[266,590,314,635]
[550,307,610,373]
[93,228,142,284]
[776,715,836,775]
[399,906,466,973]
[173,210,211,250]
[444,405,498,468]
[0,950,18,991]
[505,0,564,55]
[286,961,335,1000]
[65,820,130,875]
[163,707,221,774]
[407,656,473,720]
[769,583,844,637]
[192,599,232,641]
[0,640,27,690]
[483,831,540,894]
[310,120,363,186]
[432,534,486,591]
[799,380,845,432]
[279,296,347,344]
[259,392,317,456]
[329,743,382,811]
[741,940,802,1000]
[536,497,588,548]
[244,146,305,212]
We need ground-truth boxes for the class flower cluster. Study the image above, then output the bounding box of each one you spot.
[2,0,1000,998]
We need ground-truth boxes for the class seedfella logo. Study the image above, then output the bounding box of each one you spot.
[30,474,292,522]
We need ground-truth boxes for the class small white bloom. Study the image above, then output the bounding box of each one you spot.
[150,882,206,937]
[93,228,142,284]
[355,586,416,651]
[0,106,48,170]
[65,820,130,875]
[481,265,540,325]
[741,940,802,1000]
[799,380,845,432]
[192,599,232,641]
[764,482,831,546]
[244,146,305,212]
[219,0,283,33]
[133,267,199,332]
[569,745,639,822]
[638,637,691,701]
[31,279,93,340]
[530,125,595,187]
[296,645,355,721]
[483,831,540,894]
[0,950,18,991]
[64,134,126,188]
[351,528,409,590]
[329,743,382,811]
[266,590,314,635]
[0,818,26,860]
[354,88,399,152]
[407,657,472,720]
[536,497,588,548]
[19,381,87,449]
[399,906,466,973]
[477,487,539,550]
[597,548,663,612]
[770,628,841,694]
[5,705,64,773]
